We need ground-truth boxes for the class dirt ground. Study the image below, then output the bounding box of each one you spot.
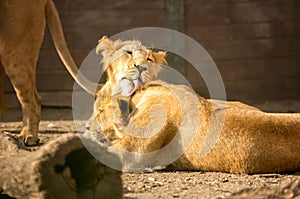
[1,107,300,199]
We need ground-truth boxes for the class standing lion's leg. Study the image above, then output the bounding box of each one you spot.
[1,13,45,145]
[3,55,42,145]
[0,62,7,117]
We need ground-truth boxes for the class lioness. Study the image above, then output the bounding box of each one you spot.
[0,0,95,145]
[87,37,300,174]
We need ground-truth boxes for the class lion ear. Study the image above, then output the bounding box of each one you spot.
[96,36,120,58]
[153,51,168,65]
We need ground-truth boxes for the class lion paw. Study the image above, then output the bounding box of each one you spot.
[17,134,39,146]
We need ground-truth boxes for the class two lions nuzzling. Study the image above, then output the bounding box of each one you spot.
[87,37,300,174]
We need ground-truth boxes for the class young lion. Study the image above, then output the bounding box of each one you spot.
[87,37,300,174]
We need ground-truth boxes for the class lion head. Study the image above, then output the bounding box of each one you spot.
[88,36,168,144]
[87,97,121,144]
[96,36,167,98]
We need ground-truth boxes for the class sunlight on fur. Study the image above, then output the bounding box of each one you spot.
[87,37,300,174]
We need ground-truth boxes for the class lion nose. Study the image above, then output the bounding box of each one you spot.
[134,64,147,73]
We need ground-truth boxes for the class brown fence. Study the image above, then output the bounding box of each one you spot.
[4,0,300,112]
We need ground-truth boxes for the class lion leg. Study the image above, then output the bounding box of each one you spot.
[3,57,42,145]
[1,14,45,146]
[0,63,7,117]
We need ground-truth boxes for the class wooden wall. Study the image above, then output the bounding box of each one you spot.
[4,0,300,112]
[185,0,300,111]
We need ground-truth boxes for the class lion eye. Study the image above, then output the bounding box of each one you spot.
[125,50,132,55]
[147,58,153,62]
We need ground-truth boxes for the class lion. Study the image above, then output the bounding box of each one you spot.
[87,37,300,174]
[91,36,167,114]
[0,0,95,145]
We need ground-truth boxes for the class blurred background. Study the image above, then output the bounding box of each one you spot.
[3,0,300,121]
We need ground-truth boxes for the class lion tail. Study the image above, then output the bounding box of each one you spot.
[45,0,98,94]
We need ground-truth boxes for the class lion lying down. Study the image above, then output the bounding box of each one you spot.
[87,37,300,174]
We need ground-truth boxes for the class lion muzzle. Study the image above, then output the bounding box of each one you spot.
[112,64,147,97]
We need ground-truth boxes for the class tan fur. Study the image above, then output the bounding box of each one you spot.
[0,0,95,145]
[94,36,167,103]
[89,38,300,174]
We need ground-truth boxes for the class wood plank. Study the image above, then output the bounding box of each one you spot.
[200,38,293,61]
[186,0,289,6]
[186,1,293,26]
[294,1,300,20]
[189,78,300,102]
[37,50,91,71]
[251,99,300,113]
[216,57,300,81]
[3,76,13,93]
[166,0,184,32]
[40,91,72,107]
[37,50,104,85]
[186,0,226,6]
[186,21,294,41]
[166,0,186,75]
[4,71,74,92]
[185,67,209,98]
[181,58,300,100]
[5,70,103,93]
[224,78,300,102]
[54,0,165,11]
[295,20,300,34]
[4,91,73,109]
[58,10,166,29]
[165,67,300,103]
[292,36,300,55]
[41,27,133,50]
[36,71,75,91]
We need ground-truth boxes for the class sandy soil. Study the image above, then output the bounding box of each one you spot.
[1,107,300,199]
